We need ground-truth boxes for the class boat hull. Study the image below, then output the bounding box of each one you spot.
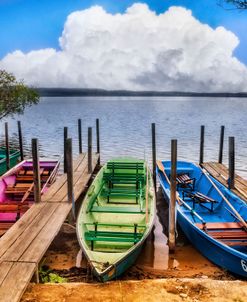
[77,158,156,281]
[0,149,20,175]
[158,161,247,278]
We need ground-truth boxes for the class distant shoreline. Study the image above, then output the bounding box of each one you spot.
[35,88,247,98]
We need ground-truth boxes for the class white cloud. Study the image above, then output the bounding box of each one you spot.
[1,3,247,92]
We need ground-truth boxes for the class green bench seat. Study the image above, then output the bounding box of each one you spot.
[107,162,144,171]
[85,230,143,250]
[101,188,142,203]
[90,206,144,214]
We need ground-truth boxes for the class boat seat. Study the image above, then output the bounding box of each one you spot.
[183,191,218,212]
[176,173,195,190]
[0,202,29,213]
[90,206,144,214]
[196,222,247,246]
[101,188,142,203]
[107,162,144,172]
[0,222,15,236]
[85,230,143,250]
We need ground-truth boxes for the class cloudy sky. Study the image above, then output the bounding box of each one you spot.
[0,0,247,92]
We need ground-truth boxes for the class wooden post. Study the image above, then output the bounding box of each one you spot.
[96,118,100,165]
[66,138,75,219]
[4,122,10,171]
[64,127,68,173]
[78,119,82,154]
[88,127,92,174]
[17,121,24,161]
[151,123,156,192]
[169,139,177,253]
[218,125,225,164]
[228,136,235,189]
[32,138,41,203]
[199,125,205,165]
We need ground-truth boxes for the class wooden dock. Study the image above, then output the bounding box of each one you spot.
[0,153,99,302]
[202,162,247,202]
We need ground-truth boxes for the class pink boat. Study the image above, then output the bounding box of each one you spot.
[0,159,60,235]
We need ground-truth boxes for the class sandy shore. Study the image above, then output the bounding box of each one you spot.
[22,278,247,302]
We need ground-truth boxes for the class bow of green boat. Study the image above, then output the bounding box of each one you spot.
[76,158,155,280]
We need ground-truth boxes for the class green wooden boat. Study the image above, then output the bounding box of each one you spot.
[0,147,20,175]
[76,158,156,282]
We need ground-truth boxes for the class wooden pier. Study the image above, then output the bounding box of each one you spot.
[0,152,99,302]
[202,162,247,202]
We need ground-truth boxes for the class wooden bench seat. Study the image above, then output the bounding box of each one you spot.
[101,188,142,203]
[177,173,195,190]
[90,206,143,214]
[196,222,245,230]
[196,222,247,246]
[85,230,143,250]
[107,162,144,171]
[0,202,29,213]
[0,222,15,236]
[184,191,217,212]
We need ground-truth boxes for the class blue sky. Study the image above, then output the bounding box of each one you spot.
[0,0,246,64]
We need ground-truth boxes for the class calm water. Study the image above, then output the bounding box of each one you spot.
[1,96,247,177]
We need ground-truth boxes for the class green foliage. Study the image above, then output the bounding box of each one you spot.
[0,70,39,120]
[39,265,67,283]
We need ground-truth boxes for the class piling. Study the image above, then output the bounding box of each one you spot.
[4,122,10,170]
[169,139,177,253]
[228,136,235,189]
[151,123,157,192]
[88,127,92,174]
[218,125,225,164]
[17,121,24,161]
[199,125,205,165]
[78,119,82,154]
[32,138,41,203]
[96,118,100,165]
[66,138,75,219]
[64,127,68,173]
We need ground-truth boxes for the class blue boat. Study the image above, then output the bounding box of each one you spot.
[157,161,247,278]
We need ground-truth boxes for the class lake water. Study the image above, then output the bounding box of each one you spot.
[1,96,247,177]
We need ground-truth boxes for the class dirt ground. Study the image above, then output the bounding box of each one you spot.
[22,279,247,302]
[21,188,246,301]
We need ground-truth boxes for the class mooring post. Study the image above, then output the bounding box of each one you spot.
[88,127,92,174]
[228,136,235,189]
[64,127,68,173]
[66,138,75,219]
[218,125,225,164]
[169,139,177,253]
[151,123,157,193]
[32,138,41,203]
[78,119,82,154]
[17,121,24,161]
[4,122,10,171]
[96,118,100,165]
[199,125,205,165]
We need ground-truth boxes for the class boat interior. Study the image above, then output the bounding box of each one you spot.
[0,161,58,235]
[81,161,151,255]
[160,161,247,251]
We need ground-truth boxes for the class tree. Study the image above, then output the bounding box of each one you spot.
[219,1,247,9]
[0,70,39,120]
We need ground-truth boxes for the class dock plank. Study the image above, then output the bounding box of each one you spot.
[20,203,71,262]
[1,203,58,261]
[202,162,247,202]
[0,153,99,302]
[0,262,36,302]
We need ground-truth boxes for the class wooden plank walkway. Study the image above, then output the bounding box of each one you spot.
[202,162,247,202]
[0,153,99,302]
